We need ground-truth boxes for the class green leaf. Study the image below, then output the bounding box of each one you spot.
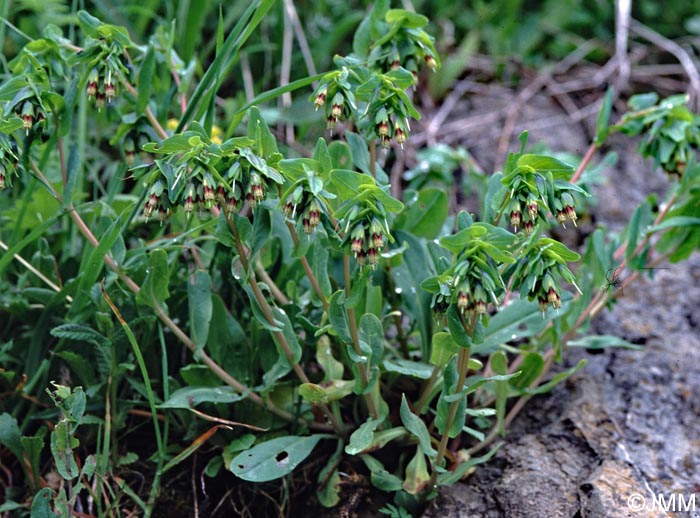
[400,395,437,458]
[385,9,428,27]
[178,0,276,133]
[328,291,352,343]
[250,208,272,260]
[568,335,643,350]
[69,215,123,317]
[136,249,170,307]
[330,168,375,198]
[474,298,549,355]
[328,141,353,169]
[516,154,574,174]
[509,352,544,390]
[526,359,588,395]
[21,434,44,490]
[383,358,433,379]
[361,454,403,491]
[358,313,383,365]
[137,44,156,114]
[345,418,381,455]
[51,420,79,480]
[51,323,109,346]
[188,271,213,350]
[299,380,353,403]
[30,488,59,518]
[447,305,472,348]
[248,106,279,158]
[595,87,614,144]
[649,216,700,232]
[160,386,247,408]
[230,435,327,482]
[346,131,372,176]
[0,413,23,460]
[403,447,430,495]
[317,335,343,380]
[539,237,581,263]
[430,332,460,367]
[395,188,449,239]
[437,444,502,486]
[316,441,343,508]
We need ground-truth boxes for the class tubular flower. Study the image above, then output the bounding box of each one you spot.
[313,88,327,111]
[350,225,365,256]
[87,68,99,99]
[183,183,196,216]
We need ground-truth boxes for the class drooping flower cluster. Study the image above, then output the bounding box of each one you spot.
[453,260,502,316]
[347,217,388,269]
[508,237,582,314]
[501,152,586,233]
[421,222,514,319]
[310,71,356,133]
[86,67,118,110]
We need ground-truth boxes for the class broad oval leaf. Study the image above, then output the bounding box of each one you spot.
[160,386,247,408]
[230,435,326,482]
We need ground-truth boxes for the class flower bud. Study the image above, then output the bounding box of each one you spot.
[95,88,106,111]
[367,246,379,268]
[356,249,367,267]
[21,101,34,134]
[302,215,312,234]
[474,284,487,314]
[216,184,227,205]
[308,199,321,229]
[457,283,470,313]
[369,218,384,249]
[350,225,365,256]
[124,137,136,165]
[104,70,115,103]
[225,189,242,216]
[283,196,296,218]
[561,192,577,227]
[247,172,265,208]
[87,68,99,99]
[184,182,196,216]
[0,167,6,190]
[526,194,538,220]
[144,193,159,219]
[424,54,437,72]
[156,204,168,223]
[313,88,327,111]
[202,173,216,208]
[331,92,344,121]
[509,200,522,231]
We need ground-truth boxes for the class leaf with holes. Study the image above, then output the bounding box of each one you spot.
[230,435,329,482]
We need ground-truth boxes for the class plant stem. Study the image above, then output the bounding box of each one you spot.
[229,217,346,434]
[286,222,329,311]
[369,140,377,179]
[415,363,441,414]
[434,343,471,467]
[343,255,380,420]
[570,141,599,183]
